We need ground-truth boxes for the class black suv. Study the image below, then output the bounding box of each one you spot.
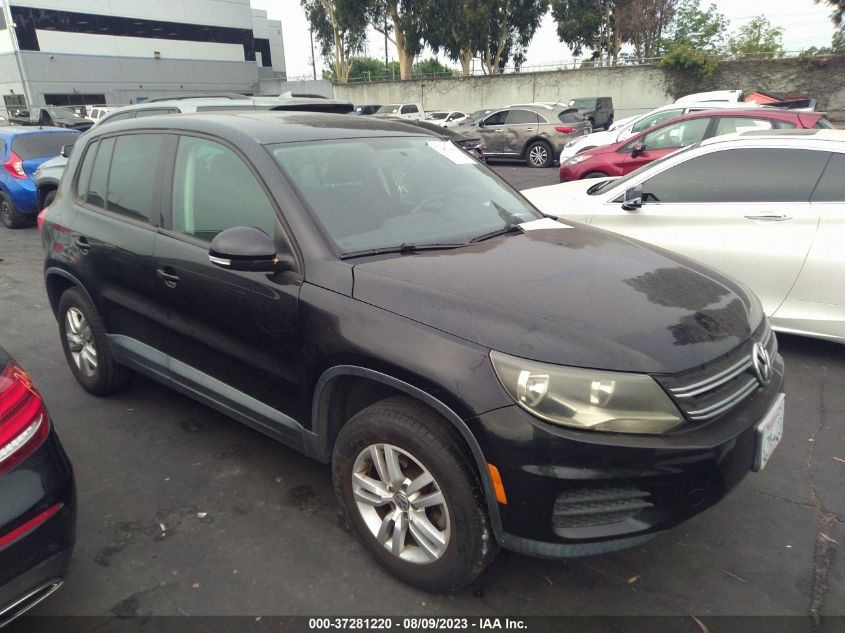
[40,112,784,591]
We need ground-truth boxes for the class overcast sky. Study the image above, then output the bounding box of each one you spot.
[251,0,839,79]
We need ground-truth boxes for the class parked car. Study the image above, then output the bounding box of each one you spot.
[0,346,76,627]
[559,101,791,163]
[525,129,845,342]
[354,105,381,115]
[11,107,93,131]
[86,106,115,120]
[458,109,495,127]
[675,90,744,105]
[0,128,80,228]
[470,106,591,167]
[559,108,831,181]
[33,96,354,209]
[425,111,468,127]
[568,97,614,130]
[374,103,424,120]
[0,115,10,128]
[42,111,784,591]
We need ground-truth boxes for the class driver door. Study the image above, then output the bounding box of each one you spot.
[621,117,713,173]
[476,110,509,155]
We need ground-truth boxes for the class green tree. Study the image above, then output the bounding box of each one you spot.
[727,15,784,59]
[661,0,728,53]
[301,0,367,83]
[424,0,483,75]
[478,0,549,74]
[815,0,844,26]
[413,57,452,76]
[551,0,609,61]
[833,26,845,52]
[618,0,678,59]
[339,0,429,79]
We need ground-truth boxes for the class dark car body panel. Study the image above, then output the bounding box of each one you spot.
[41,111,782,559]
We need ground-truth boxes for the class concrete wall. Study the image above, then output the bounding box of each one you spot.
[333,56,845,122]
[334,65,671,118]
[279,79,335,99]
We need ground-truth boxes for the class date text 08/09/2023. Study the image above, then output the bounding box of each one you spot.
[308,618,528,630]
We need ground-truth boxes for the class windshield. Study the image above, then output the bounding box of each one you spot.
[571,99,597,110]
[376,104,401,114]
[426,112,448,120]
[271,136,540,254]
[48,107,83,119]
[588,143,701,196]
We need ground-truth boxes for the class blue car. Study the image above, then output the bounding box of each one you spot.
[0,128,79,229]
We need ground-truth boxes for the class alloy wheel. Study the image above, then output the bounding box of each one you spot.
[65,307,98,377]
[529,145,548,167]
[351,443,451,564]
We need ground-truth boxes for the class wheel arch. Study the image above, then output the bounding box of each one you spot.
[36,180,59,209]
[520,135,553,158]
[44,267,95,318]
[311,365,504,540]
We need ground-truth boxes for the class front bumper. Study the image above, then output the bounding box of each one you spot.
[0,430,76,624]
[469,355,785,559]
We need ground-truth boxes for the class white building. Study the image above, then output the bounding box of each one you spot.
[0,0,286,110]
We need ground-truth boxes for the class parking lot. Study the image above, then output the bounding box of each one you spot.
[0,163,842,621]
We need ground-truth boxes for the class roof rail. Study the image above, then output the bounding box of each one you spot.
[144,93,250,103]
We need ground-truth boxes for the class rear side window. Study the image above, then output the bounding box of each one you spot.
[508,110,538,124]
[85,137,114,208]
[401,104,419,114]
[642,148,831,203]
[12,133,79,160]
[105,134,166,222]
[558,112,582,123]
[74,141,98,199]
[171,136,276,243]
[713,117,778,135]
[811,153,845,202]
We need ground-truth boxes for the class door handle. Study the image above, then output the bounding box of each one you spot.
[743,214,793,222]
[493,129,504,132]
[156,267,180,288]
[74,237,90,253]
[524,128,536,131]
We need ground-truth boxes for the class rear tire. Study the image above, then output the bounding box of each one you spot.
[525,140,554,168]
[333,396,497,591]
[44,189,56,207]
[0,194,26,229]
[58,288,134,395]
[583,171,610,179]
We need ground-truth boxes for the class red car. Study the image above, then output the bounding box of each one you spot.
[559,109,832,181]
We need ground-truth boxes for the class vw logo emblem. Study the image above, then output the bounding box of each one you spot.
[752,342,772,386]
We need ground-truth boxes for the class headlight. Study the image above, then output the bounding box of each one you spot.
[456,139,481,150]
[563,154,592,166]
[490,351,683,434]
[564,138,580,148]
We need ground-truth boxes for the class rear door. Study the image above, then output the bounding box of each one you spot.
[66,132,171,359]
[154,134,304,440]
[621,117,712,173]
[593,146,827,315]
[502,109,540,156]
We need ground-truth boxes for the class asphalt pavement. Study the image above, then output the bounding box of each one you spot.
[0,164,842,620]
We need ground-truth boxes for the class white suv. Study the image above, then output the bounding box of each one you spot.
[374,103,424,121]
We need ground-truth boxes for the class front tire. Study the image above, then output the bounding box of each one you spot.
[333,396,496,591]
[0,194,27,229]
[525,140,554,168]
[58,288,134,395]
[583,170,610,179]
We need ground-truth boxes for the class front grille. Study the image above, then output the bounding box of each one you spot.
[553,486,653,528]
[660,323,777,423]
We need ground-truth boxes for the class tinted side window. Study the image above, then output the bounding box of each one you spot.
[105,134,166,222]
[714,117,776,135]
[641,118,710,150]
[74,140,98,199]
[402,104,418,114]
[508,110,538,124]
[484,111,509,126]
[85,136,114,208]
[558,112,582,123]
[811,153,845,202]
[171,136,276,243]
[642,148,831,203]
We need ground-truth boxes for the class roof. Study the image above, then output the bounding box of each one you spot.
[84,111,437,145]
[0,126,78,138]
[701,128,845,146]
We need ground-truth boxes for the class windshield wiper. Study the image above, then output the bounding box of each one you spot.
[340,242,466,259]
[587,179,612,195]
[470,224,523,243]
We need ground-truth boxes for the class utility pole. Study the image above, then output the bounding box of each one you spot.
[384,14,388,69]
[309,26,316,80]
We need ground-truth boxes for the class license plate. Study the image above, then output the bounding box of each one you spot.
[753,393,785,471]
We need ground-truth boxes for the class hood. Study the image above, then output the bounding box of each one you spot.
[352,227,756,374]
[521,179,613,222]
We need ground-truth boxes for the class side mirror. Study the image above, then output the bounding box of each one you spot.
[631,142,645,158]
[208,226,286,272]
[60,144,74,158]
[622,184,643,211]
